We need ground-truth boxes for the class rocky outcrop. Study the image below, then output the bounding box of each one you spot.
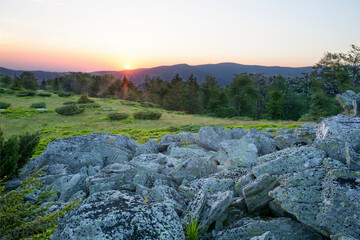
[336,90,360,116]
[10,114,360,239]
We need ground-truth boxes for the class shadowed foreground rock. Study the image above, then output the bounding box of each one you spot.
[8,113,360,240]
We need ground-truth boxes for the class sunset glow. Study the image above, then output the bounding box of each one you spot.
[0,0,359,71]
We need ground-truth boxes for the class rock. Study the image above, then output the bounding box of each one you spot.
[274,134,306,150]
[316,115,360,168]
[250,231,277,240]
[135,138,159,156]
[234,173,256,195]
[246,128,277,156]
[168,147,218,184]
[196,126,232,151]
[231,127,248,139]
[269,167,360,238]
[316,169,360,238]
[179,177,234,200]
[253,146,325,177]
[87,163,138,195]
[215,217,322,240]
[269,168,326,230]
[294,122,318,144]
[315,139,360,170]
[158,132,198,152]
[184,191,233,231]
[34,133,139,174]
[242,174,279,213]
[216,139,258,169]
[276,127,294,135]
[51,190,185,240]
[336,90,360,116]
[331,233,359,240]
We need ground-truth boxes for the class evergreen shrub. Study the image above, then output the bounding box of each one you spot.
[77,95,94,104]
[55,105,84,115]
[16,91,36,97]
[30,102,46,108]
[0,102,11,109]
[133,111,162,120]
[108,112,129,120]
[57,92,72,97]
[37,92,52,97]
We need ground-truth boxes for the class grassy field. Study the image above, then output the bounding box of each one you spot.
[0,91,305,156]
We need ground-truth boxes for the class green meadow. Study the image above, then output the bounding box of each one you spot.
[0,91,304,157]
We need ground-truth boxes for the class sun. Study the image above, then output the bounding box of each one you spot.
[124,65,131,70]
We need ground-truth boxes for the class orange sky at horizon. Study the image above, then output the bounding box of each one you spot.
[0,0,359,72]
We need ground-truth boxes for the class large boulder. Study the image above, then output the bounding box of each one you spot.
[216,139,258,169]
[252,146,325,177]
[246,128,277,156]
[27,133,139,174]
[294,122,318,144]
[51,190,185,240]
[315,115,360,169]
[86,163,139,195]
[168,147,218,184]
[336,90,360,116]
[215,217,322,240]
[196,126,233,151]
[269,166,360,238]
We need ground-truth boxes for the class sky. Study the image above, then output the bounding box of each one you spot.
[0,0,359,72]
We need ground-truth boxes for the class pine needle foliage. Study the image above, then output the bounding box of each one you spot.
[0,167,81,239]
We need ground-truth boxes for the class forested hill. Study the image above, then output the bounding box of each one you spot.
[93,63,312,86]
[0,63,312,86]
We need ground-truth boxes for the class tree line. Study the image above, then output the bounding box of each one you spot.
[1,45,359,121]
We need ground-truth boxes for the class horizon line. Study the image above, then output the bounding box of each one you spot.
[0,62,313,73]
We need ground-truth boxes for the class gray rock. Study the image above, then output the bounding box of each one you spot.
[234,173,256,195]
[269,167,360,238]
[274,134,306,150]
[315,139,360,170]
[34,133,139,174]
[316,115,360,169]
[294,122,318,144]
[216,139,258,169]
[158,132,198,152]
[316,169,360,238]
[336,90,360,116]
[316,115,360,152]
[87,163,138,195]
[276,127,294,135]
[253,146,325,177]
[250,231,277,240]
[215,217,322,240]
[269,168,326,230]
[146,185,187,214]
[242,174,279,213]
[135,138,159,156]
[168,147,218,184]
[184,191,233,231]
[179,177,234,200]
[331,233,359,240]
[51,190,185,240]
[196,126,232,151]
[231,127,248,139]
[246,128,277,156]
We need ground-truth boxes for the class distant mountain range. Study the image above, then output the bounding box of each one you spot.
[0,63,313,86]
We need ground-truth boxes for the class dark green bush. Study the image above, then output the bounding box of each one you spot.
[79,103,101,109]
[0,130,40,179]
[63,101,77,105]
[37,92,52,97]
[30,102,46,108]
[108,112,129,120]
[0,102,11,109]
[55,105,85,115]
[133,110,162,120]
[16,91,36,97]
[57,91,72,97]
[140,101,160,108]
[78,94,94,104]
[0,89,4,93]
[0,167,81,239]
[5,89,15,94]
